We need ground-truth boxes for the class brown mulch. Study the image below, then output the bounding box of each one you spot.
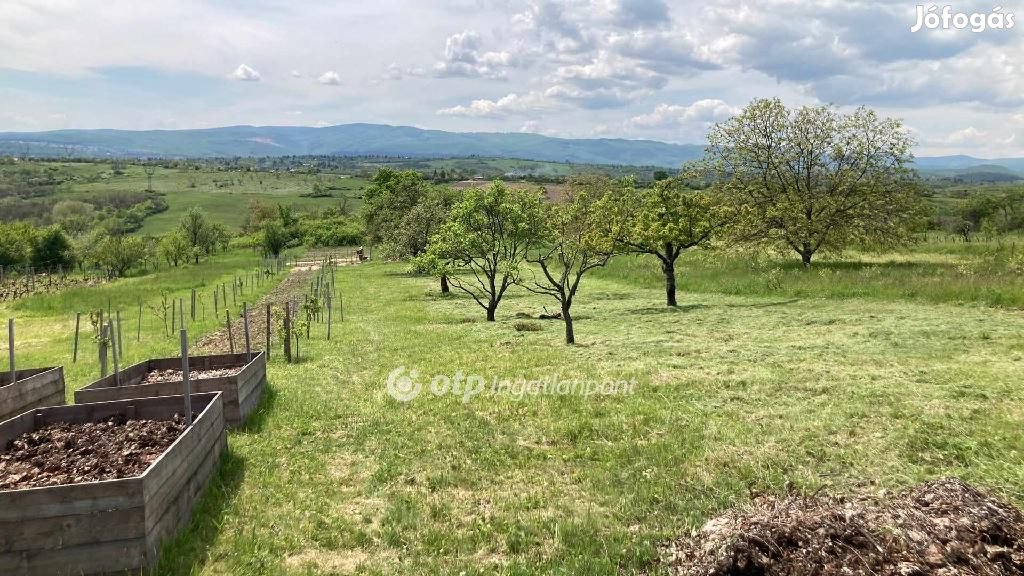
[659,478,1024,576]
[142,367,242,384]
[0,416,187,490]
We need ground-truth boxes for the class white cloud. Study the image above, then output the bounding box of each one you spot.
[933,127,1016,147]
[229,64,261,82]
[432,31,519,80]
[631,99,740,128]
[290,70,302,78]
[317,71,341,85]
[437,92,553,117]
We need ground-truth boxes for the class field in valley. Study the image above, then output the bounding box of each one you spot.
[4,237,1022,574]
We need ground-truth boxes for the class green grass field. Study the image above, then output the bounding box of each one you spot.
[27,162,368,234]
[3,237,1024,575]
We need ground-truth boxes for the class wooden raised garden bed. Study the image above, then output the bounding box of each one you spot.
[0,367,65,423]
[74,352,266,427]
[0,392,226,575]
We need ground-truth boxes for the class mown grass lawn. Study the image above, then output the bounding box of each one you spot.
[149,258,1024,575]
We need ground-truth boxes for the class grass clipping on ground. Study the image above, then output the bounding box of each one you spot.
[660,478,1024,576]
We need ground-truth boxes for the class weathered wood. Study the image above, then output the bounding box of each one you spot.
[0,393,225,575]
[75,352,266,427]
[0,367,65,423]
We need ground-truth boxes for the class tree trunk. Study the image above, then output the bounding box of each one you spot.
[440,274,449,294]
[800,251,813,268]
[486,301,497,322]
[662,258,677,307]
[561,302,575,345]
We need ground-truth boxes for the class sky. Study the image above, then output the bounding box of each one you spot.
[0,0,1022,157]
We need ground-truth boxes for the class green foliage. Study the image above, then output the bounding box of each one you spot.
[0,221,34,267]
[261,221,289,257]
[425,180,545,321]
[705,98,926,266]
[300,215,363,248]
[521,176,622,342]
[158,232,192,267]
[92,234,147,278]
[361,168,429,245]
[30,226,75,268]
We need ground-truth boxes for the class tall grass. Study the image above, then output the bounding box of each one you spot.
[594,236,1024,308]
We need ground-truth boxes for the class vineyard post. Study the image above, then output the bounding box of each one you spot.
[171,300,176,332]
[73,312,81,363]
[283,302,292,363]
[179,329,193,425]
[99,324,108,378]
[214,289,219,316]
[327,294,332,340]
[242,302,252,363]
[232,279,237,306]
[222,284,227,309]
[226,309,235,354]
[7,319,14,384]
[108,320,120,387]
[137,301,143,342]
[191,289,196,321]
[265,303,271,358]
[115,310,124,360]
[179,298,184,332]
[340,290,344,322]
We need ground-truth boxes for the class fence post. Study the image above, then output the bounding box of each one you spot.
[191,289,196,321]
[283,302,292,363]
[214,289,219,315]
[226,310,235,354]
[116,310,124,360]
[180,329,193,425]
[73,312,81,363]
[327,294,332,340]
[99,324,108,378]
[137,301,143,342]
[242,302,252,362]
[7,319,14,384]
[265,303,271,357]
[109,320,121,387]
[179,298,185,331]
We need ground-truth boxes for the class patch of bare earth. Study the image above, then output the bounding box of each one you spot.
[195,264,318,355]
[658,478,1024,576]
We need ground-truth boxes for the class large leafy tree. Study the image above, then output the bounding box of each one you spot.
[521,177,621,344]
[361,168,429,246]
[598,176,732,307]
[425,181,544,321]
[705,98,925,267]
[30,226,75,269]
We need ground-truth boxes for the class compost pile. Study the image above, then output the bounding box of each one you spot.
[0,415,187,490]
[660,478,1024,576]
[142,366,242,384]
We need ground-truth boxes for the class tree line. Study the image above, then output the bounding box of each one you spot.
[363,99,928,344]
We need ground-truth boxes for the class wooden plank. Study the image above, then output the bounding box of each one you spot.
[0,536,148,575]
[0,506,145,553]
[0,368,64,422]
[141,401,222,524]
[0,479,144,522]
[145,428,226,547]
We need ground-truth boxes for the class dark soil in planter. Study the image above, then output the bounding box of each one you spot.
[0,415,187,490]
[658,477,1024,576]
[142,367,242,385]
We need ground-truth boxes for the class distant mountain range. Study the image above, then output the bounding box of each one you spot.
[0,124,705,168]
[0,123,1022,175]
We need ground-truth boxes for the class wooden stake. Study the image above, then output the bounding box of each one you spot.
[137,301,143,342]
[242,302,252,362]
[109,320,120,387]
[115,310,124,359]
[191,288,196,321]
[226,309,235,354]
[179,329,193,425]
[327,294,332,340]
[73,312,81,363]
[265,303,271,357]
[7,319,14,384]
[283,302,292,363]
[99,324,108,378]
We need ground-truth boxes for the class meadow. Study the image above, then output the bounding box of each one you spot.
[3,233,1020,574]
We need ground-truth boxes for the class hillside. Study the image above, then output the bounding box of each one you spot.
[0,124,706,168]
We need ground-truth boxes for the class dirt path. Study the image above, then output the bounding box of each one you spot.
[194,265,319,356]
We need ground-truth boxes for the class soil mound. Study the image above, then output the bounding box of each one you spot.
[660,478,1024,575]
